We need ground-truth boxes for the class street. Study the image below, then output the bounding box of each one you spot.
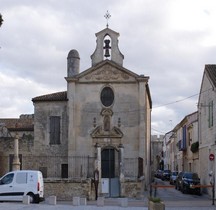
[152,178,214,208]
[0,178,215,210]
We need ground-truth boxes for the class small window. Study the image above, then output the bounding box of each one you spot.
[61,164,68,178]
[50,116,60,144]
[100,87,114,107]
[208,101,213,128]
[138,157,143,178]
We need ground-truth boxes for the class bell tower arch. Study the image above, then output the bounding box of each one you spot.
[91,28,124,67]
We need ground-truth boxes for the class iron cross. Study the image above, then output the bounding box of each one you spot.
[104,10,111,28]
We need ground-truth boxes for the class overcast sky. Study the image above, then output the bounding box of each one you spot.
[1,0,216,135]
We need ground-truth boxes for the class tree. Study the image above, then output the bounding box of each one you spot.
[190,141,199,153]
[0,13,3,27]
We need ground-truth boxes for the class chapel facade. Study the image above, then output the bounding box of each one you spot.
[0,27,152,199]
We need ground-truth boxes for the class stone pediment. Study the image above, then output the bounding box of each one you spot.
[78,61,138,83]
[91,126,123,138]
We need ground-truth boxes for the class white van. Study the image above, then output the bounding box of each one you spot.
[0,170,44,203]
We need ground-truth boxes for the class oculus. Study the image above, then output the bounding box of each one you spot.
[100,87,114,107]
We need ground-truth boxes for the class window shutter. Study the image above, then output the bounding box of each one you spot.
[50,116,60,144]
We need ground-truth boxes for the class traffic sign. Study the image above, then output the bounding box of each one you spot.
[209,153,214,161]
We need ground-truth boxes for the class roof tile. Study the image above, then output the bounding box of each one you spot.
[32,91,68,102]
[205,65,216,87]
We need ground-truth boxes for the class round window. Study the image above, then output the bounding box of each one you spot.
[100,87,114,107]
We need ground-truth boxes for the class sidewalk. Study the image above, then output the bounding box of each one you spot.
[0,197,216,210]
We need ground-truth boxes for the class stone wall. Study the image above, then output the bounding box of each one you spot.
[44,179,142,201]
[0,130,34,176]
[123,181,142,198]
[44,179,92,201]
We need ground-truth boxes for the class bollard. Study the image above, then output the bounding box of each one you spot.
[154,182,157,197]
[97,197,104,206]
[73,196,80,206]
[48,196,57,205]
[120,197,128,207]
[80,197,87,205]
[150,183,152,197]
[23,195,30,205]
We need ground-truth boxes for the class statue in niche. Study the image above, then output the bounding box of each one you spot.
[104,115,110,131]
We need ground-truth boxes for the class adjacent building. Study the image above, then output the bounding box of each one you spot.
[151,135,164,172]
[162,131,173,171]
[156,64,216,198]
[198,64,216,194]
[161,112,199,174]
[0,115,34,175]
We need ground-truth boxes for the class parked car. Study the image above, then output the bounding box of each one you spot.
[170,171,178,185]
[180,172,201,195]
[161,170,171,181]
[175,171,184,191]
[0,170,44,203]
[154,170,163,179]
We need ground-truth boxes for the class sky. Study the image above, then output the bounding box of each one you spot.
[1,0,216,135]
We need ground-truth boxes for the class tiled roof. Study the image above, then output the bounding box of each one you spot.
[32,91,68,102]
[205,65,216,87]
[0,115,34,131]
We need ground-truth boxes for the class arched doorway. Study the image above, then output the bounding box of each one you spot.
[101,147,120,197]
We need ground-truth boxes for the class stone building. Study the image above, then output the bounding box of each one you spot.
[163,131,173,171]
[198,65,216,195]
[151,135,163,172]
[0,27,152,199]
[0,115,34,175]
[168,112,199,173]
[184,111,199,173]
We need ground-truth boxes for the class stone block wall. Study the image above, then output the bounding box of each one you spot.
[123,180,142,198]
[44,179,142,201]
[44,179,92,201]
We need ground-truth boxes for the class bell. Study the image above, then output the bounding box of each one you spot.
[103,39,111,58]
[104,49,110,57]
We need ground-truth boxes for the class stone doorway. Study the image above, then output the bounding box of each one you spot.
[101,147,120,197]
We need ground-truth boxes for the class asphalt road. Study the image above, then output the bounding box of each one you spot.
[153,177,214,207]
[0,178,215,210]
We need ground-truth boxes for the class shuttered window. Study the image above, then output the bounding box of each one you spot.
[208,101,213,128]
[50,116,60,144]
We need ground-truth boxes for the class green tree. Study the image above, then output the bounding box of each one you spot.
[0,13,3,27]
[190,141,199,153]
